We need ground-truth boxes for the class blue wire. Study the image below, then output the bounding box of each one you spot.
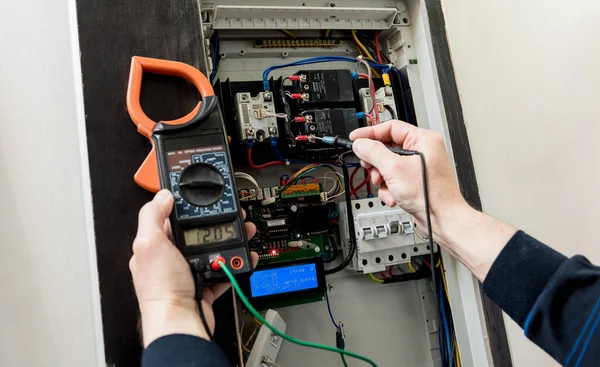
[325,290,339,329]
[262,56,391,90]
[210,32,219,83]
[439,271,453,366]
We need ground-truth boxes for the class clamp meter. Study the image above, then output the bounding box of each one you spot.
[126,56,251,283]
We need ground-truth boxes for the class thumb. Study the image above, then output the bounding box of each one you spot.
[352,138,399,175]
[137,189,174,237]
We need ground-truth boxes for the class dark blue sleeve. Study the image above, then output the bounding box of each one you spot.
[483,230,600,367]
[142,334,231,367]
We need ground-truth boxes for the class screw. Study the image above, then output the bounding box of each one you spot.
[299,74,307,82]
[263,91,272,100]
[385,86,393,96]
[308,124,317,132]
[305,114,313,122]
[301,93,310,101]
[268,127,278,135]
[303,84,310,90]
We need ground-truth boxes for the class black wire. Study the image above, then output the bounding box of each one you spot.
[324,151,356,275]
[382,266,431,284]
[193,271,214,342]
[279,78,294,141]
[384,104,397,120]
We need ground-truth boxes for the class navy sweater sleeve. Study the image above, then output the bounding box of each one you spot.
[142,334,230,367]
[483,230,600,367]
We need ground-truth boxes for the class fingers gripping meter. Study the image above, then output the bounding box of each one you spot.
[126,56,251,283]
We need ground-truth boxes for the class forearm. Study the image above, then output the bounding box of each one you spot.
[434,203,517,282]
[140,299,209,347]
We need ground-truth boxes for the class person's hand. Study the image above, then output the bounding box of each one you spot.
[129,189,258,346]
[350,120,467,231]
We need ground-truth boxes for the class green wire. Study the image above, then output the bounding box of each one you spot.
[218,261,379,367]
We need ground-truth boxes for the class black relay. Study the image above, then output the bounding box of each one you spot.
[293,70,354,104]
[296,108,359,159]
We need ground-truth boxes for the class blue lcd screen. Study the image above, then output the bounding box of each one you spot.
[250,263,319,298]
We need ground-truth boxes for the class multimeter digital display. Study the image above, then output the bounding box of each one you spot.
[183,223,238,246]
[126,56,252,284]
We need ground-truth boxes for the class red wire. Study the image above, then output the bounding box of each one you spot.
[375,32,383,63]
[364,169,372,196]
[421,257,432,269]
[388,266,394,277]
[247,148,285,169]
[349,167,360,199]
[350,169,369,198]
[364,113,376,126]
[357,73,381,125]
[380,271,388,279]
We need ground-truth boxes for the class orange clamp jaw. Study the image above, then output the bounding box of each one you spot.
[126,56,215,192]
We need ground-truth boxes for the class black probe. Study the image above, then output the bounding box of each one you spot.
[316,135,417,156]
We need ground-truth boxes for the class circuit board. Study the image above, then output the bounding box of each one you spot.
[242,200,339,264]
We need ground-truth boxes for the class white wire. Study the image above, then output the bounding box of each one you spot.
[315,176,338,196]
[325,171,345,196]
[356,56,379,125]
[260,113,288,119]
[328,190,346,200]
[235,172,260,190]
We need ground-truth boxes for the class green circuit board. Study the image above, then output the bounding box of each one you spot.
[243,200,338,264]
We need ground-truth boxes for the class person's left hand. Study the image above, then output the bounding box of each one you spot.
[129,189,258,346]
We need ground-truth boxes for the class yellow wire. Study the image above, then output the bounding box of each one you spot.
[286,164,343,194]
[239,195,253,201]
[455,338,462,367]
[253,317,263,326]
[242,345,252,353]
[408,261,416,273]
[352,30,373,59]
[325,29,331,38]
[368,273,384,283]
[440,263,450,303]
[281,29,296,38]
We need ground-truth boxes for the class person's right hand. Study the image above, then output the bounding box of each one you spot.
[350,120,467,230]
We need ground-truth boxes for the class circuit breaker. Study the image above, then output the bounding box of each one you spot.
[338,198,430,274]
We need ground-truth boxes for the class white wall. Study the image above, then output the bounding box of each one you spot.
[0,0,103,366]
[440,0,600,366]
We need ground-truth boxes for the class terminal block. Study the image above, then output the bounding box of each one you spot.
[338,198,430,274]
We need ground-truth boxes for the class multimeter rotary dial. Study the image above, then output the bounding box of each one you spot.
[178,163,226,207]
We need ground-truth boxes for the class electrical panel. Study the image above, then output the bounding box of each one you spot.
[358,86,400,123]
[235,91,280,142]
[338,198,430,274]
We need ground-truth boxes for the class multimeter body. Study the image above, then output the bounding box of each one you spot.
[126,57,251,283]
[153,99,251,282]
